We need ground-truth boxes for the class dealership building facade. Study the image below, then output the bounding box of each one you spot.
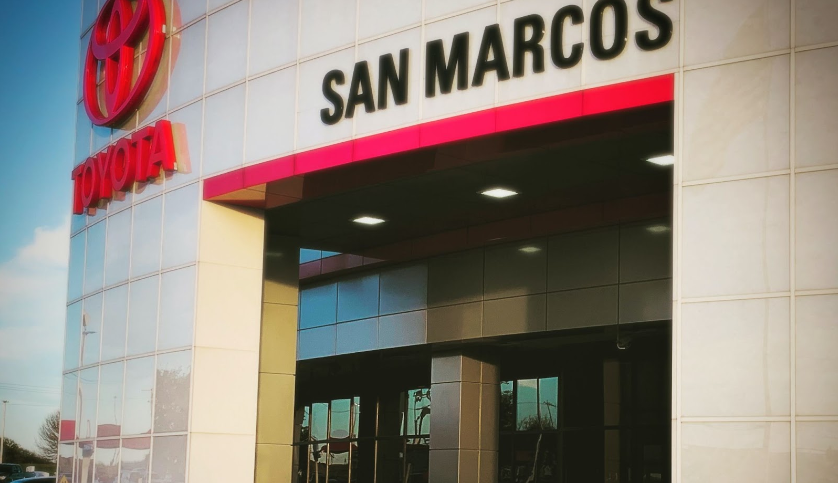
[59,0,838,482]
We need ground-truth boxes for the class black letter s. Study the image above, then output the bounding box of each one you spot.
[636,0,673,51]
[320,69,345,125]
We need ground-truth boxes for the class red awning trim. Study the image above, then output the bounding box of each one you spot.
[203,75,674,202]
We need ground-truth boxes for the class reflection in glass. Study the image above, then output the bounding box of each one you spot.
[337,275,380,323]
[300,283,337,329]
[94,440,119,483]
[330,399,351,440]
[162,184,199,268]
[64,302,82,371]
[77,441,95,483]
[516,378,558,431]
[402,388,431,437]
[329,443,350,483]
[130,196,163,278]
[101,285,128,361]
[350,398,360,439]
[82,293,103,366]
[60,372,78,442]
[311,403,328,442]
[72,213,86,235]
[97,362,123,437]
[151,435,187,483]
[501,381,514,431]
[58,442,75,480]
[123,356,155,436]
[310,443,328,483]
[84,219,106,295]
[154,350,192,433]
[157,266,196,350]
[299,405,311,443]
[120,437,151,483]
[77,367,98,440]
[104,208,132,287]
[127,276,159,355]
[405,437,430,483]
[68,232,86,302]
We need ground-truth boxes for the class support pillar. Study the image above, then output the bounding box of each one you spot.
[429,352,499,483]
[254,236,300,483]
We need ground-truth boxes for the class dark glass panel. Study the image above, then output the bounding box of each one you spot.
[500,381,514,431]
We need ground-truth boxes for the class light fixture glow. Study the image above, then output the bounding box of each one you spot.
[353,216,385,225]
[646,225,671,234]
[519,246,542,254]
[481,188,518,198]
[647,154,675,166]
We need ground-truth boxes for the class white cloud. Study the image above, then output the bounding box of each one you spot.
[0,217,70,358]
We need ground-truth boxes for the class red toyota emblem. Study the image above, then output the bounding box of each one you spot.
[83,0,166,126]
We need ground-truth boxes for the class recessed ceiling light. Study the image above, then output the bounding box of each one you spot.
[353,216,385,225]
[519,246,542,254]
[646,225,671,234]
[481,188,518,198]
[647,154,675,166]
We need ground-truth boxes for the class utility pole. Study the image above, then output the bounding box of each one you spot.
[1,400,8,464]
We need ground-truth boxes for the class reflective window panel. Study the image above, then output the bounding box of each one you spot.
[76,441,95,483]
[300,283,337,329]
[77,367,98,440]
[120,437,151,483]
[127,275,160,356]
[84,221,106,295]
[310,402,328,442]
[60,372,79,441]
[157,266,196,351]
[162,184,199,269]
[123,356,155,436]
[64,302,83,371]
[154,350,192,433]
[97,361,124,438]
[337,275,379,323]
[94,440,120,483]
[130,196,163,278]
[167,101,203,189]
[101,285,128,361]
[330,399,351,440]
[403,388,431,436]
[68,232,86,302]
[81,293,103,366]
[104,207,132,287]
[151,435,188,483]
[57,442,75,480]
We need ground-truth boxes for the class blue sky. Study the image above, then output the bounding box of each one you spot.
[0,1,80,450]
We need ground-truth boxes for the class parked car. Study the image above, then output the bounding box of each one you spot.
[0,464,24,481]
[10,478,54,483]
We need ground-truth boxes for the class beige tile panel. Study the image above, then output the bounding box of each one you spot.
[681,422,791,483]
[259,303,298,375]
[796,422,838,483]
[619,280,672,323]
[254,443,294,483]
[191,347,259,435]
[263,238,301,306]
[483,294,547,337]
[429,449,460,483]
[546,286,618,330]
[795,47,838,169]
[681,297,790,417]
[478,450,498,483]
[795,294,838,416]
[682,176,790,298]
[795,0,838,46]
[429,382,462,450]
[796,171,838,291]
[188,433,256,483]
[195,262,263,352]
[684,0,790,66]
[199,201,265,269]
[683,55,790,181]
[479,383,499,452]
[256,373,296,445]
[427,302,483,342]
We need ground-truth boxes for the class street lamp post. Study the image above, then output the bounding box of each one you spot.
[1,399,8,463]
